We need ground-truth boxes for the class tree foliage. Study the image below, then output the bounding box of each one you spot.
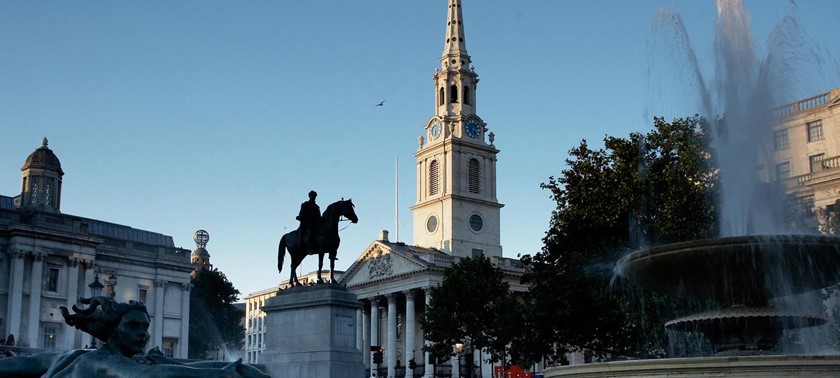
[188,268,245,359]
[520,116,719,361]
[421,256,524,364]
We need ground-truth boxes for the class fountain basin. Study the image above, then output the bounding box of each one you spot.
[619,235,840,303]
[618,235,840,354]
[543,355,840,377]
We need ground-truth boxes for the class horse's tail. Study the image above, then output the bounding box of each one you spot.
[277,235,287,274]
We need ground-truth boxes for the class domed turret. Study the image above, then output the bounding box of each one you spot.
[20,138,64,212]
[190,230,212,277]
[22,137,64,175]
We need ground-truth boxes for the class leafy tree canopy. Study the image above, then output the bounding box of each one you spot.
[188,268,245,359]
[520,116,719,361]
[421,256,524,365]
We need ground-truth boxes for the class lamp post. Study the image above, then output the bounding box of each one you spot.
[454,342,464,378]
[107,274,117,298]
[87,276,104,347]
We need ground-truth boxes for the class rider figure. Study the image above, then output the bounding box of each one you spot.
[296,190,321,254]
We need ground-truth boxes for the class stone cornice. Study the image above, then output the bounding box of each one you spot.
[2,226,101,248]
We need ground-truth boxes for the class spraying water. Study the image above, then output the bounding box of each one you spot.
[648,0,836,236]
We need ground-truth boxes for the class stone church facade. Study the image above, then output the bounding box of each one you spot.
[337,1,527,377]
[0,139,193,358]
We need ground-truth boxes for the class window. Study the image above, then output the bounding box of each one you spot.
[468,158,480,194]
[138,288,148,304]
[810,153,825,173]
[47,267,60,292]
[808,120,824,142]
[429,160,439,196]
[471,248,484,257]
[464,86,471,105]
[450,84,458,103]
[439,87,445,106]
[43,325,58,349]
[774,129,789,150]
[162,338,177,358]
[776,161,791,180]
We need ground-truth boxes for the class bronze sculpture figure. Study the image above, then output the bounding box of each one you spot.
[0,296,268,378]
[278,198,358,286]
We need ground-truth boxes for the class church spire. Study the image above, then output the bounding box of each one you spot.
[441,0,471,71]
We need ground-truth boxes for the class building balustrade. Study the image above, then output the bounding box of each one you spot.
[772,91,831,118]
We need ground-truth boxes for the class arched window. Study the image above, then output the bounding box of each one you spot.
[468,158,480,194]
[464,86,471,105]
[450,85,459,103]
[429,160,440,196]
[439,87,445,106]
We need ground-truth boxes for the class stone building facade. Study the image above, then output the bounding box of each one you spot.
[770,88,840,228]
[0,139,193,358]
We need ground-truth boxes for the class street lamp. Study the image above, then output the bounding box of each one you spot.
[454,342,464,378]
[87,276,104,347]
[107,274,118,298]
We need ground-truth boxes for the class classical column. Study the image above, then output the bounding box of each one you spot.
[362,302,370,369]
[179,282,191,358]
[154,279,165,349]
[64,257,80,350]
[387,293,397,378]
[27,252,45,348]
[404,290,416,371]
[82,260,95,297]
[356,307,364,353]
[370,297,380,370]
[6,251,25,342]
[451,350,459,378]
[423,287,433,378]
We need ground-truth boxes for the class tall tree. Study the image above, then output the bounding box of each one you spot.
[520,116,719,361]
[188,268,245,359]
[421,256,524,368]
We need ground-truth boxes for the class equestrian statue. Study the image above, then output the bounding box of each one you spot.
[278,191,358,286]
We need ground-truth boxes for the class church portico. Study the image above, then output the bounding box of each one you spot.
[354,286,432,378]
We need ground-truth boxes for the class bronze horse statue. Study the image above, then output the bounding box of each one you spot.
[277,199,358,286]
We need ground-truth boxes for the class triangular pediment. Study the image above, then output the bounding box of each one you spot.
[339,240,448,287]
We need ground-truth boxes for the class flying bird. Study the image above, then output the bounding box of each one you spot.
[375,100,385,107]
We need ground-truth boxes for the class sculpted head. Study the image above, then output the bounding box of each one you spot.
[60,296,150,356]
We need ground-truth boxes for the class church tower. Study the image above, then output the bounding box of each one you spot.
[411,0,503,258]
[19,137,64,212]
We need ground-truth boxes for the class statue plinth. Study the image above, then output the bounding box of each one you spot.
[261,283,364,378]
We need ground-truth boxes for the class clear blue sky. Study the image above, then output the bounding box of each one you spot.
[2,1,838,298]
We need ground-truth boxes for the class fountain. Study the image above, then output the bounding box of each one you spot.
[545,0,840,376]
[621,235,840,355]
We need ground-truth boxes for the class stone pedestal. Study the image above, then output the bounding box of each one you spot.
[262,283,364,378]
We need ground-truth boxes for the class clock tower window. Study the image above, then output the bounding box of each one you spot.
[439,87,445,106]
[450,85,459,103]
[429,160,440,196]
[464,86,471,105]
[468,158,480,194]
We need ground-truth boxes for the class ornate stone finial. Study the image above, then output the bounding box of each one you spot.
[488,131,495,145]
[193,229,209,249]
[418,135,425,148]
[42,137,48,147]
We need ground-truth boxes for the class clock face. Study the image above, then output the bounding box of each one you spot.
[469,214,483,231]
[465,119,481,138]
[430,121,442,139]
[426,215,438,233]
